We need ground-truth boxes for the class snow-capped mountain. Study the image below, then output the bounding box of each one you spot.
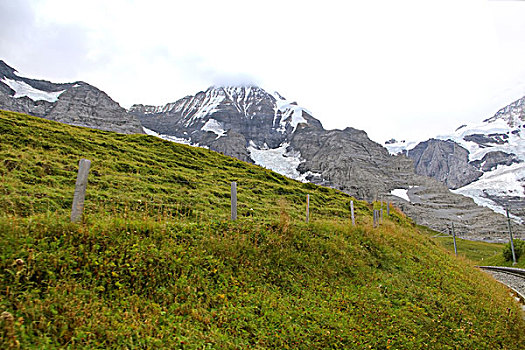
[385,95,525,222]
[0,60,143,134]
[130,86,322,162]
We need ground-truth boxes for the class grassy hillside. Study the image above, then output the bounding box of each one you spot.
[1,110,524,349]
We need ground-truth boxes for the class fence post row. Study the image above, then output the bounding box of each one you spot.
[231,181,237,221]
[67,162,397,226]
[71,159,91,223]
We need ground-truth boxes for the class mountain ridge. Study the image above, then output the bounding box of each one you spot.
[0,60,144,134]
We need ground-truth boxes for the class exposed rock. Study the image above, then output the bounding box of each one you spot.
[463,133,509,147]
[470,151,521,172]
[45,83,144,134]
[407,139,482,189]
[291,125,398,200]
[209,131,252,163]
[0,60,143,134]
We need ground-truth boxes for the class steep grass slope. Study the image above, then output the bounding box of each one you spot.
[1,110,524,349]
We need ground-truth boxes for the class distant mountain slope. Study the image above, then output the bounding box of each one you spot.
[385,95,525,222]
[0,60,143,134]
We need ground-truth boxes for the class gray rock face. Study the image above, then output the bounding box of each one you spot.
[45,83,144,134]
[470,151,521,172]
[0,60,143,134]
[463,133,509,146]
[291,125,402,200]
[386,176,520,242]
[407,139,482,189]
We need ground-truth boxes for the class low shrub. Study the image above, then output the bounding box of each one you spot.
[503,239,524,262]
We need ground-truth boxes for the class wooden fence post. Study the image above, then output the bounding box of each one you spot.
[451,222,457,256]
[71,159,91,223]
[306,194,310,223]
[231,182,237,221]
[506,207,517,265]
[350,200,355,226]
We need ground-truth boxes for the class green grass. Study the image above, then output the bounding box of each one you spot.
[1,110,525,349]
[419,224,524,267]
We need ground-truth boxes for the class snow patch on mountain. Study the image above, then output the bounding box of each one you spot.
[272,92,309,133]
[143,127,192,145]
[1,77,65,102]
[452,162,525,223]
[248,142,304,180]
[391,188,411,202]
[384,139,420,155]
[201,119,226,139]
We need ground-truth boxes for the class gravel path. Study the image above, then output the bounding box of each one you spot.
[482,269,525,314]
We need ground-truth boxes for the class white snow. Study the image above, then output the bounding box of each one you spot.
[390,188,411,202]
[201,118,226,139]
[384,139,420,155]
[1,78,65,102]
[142,127,192,145]
[248,142,305,180]
[271,91,309,133]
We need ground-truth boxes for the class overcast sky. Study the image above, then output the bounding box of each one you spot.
[1,0,525,143]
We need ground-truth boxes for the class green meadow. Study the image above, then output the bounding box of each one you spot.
[1,110,524,349]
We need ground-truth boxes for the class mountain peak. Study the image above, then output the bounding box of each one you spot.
[0,60,18,80]
[484,95,525,127]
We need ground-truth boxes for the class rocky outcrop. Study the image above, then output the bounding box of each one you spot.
[470,151,521,172]
[0,60,143,134]
[291,125,401,200]
[407,139,482,189]
[45,83,144,134]
[209,131,252,163]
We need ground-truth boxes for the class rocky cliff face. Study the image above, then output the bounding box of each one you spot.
[407,139,482,189]
[0,60,143,134]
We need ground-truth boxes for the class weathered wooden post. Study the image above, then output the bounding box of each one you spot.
[373,210,378,228]
[231,182,237,221]
[71,158,91,223]
[306,194,310,223]
[380,201,383,223]
[451,222,457,256]
[350,200,355,226]
[506,207,517,265]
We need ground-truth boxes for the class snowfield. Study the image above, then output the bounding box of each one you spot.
[1,78,65,103]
